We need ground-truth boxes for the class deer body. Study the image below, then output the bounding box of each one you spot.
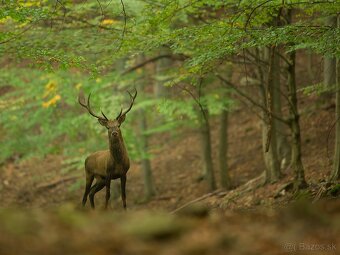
[79,90,137,210]
[85,133,130,179]
[85,150,128,179]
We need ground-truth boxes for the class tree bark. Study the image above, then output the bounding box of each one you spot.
[219,64,232,190]
[261,120,281,183]
[219,109,231,189]
[331,16,340,181]
[258,47,281,183]
[139,106,156,199]
[287,48,307,190]
[307,51,315,83]
[273,49,290,170]
[200,109,217,191]
[285,9,307,190]
[137,55,155,200]
[322,16,337,99]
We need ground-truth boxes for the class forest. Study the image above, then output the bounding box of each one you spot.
[0,0,339,254]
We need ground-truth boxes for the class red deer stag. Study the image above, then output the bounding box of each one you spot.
[78,89,137,210]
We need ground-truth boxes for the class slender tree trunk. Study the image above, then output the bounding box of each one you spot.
[219,65,232,190]
[307,51,315,83]
[200,109,217,191]
[137,55,155,200]
[287,49,307,190]
[258,47,281,183]
[273,49,290,169]
[331,16,340,181]
[322,16,337,99]
[139,106,156,199]
[261,121,281,182]
[219,109,231,189]
[285,9,307,190]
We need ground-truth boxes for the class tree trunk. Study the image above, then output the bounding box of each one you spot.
[139,107,156,199]
[261,119,281,183]
[219,64,232,190]
[322,16,337,99]
[307,51,315,83]
[137,55,155,200]
[219,109,231,189]
[331,16,340,181]
[285,9,307,190]
[287,47,307,190]
[200,109,217,191]
[273,49,290,170]
[258,47,281,183]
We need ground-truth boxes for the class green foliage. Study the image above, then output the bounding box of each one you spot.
[327,183,340,197]
[299,83,336,96]
[0,0,339,172]
[0,68,141,164]
[158,98,198,123]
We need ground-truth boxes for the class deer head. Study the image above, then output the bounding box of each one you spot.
[78,89,137,144]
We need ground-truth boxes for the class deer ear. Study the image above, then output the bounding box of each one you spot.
[98,118,108,126]
[117,114,126,124]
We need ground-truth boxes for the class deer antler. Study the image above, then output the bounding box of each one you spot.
[116,88,137,120]
[78,91,108,120]
[115,108,123,120]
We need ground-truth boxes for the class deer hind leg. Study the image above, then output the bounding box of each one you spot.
[82,172,94,206]
[89,177,105,209]
[120,175,127,210]
[104,173,112,210]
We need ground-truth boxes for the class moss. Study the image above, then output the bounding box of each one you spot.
[293,189,312,201]
[327,183,340,197]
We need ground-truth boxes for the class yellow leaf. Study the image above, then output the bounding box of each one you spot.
[55,94,61,101]
[101,19,117,25]
[75,83,82,90]
[42,102,50,108]
[0,17,12,24]
[42,94,61,108]
[20,1,41,7]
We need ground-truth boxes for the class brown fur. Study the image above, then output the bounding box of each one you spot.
[79,89,137,210]
[82,120,130,209]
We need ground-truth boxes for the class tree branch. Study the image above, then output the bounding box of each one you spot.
[215,73,289,125]
[122,54,187,74]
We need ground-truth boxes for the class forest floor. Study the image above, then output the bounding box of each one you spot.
[0,90,339,254]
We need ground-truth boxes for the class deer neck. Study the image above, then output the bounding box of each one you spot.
[109,133,128,166]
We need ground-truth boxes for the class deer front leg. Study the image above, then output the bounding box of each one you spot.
[104,173,112,210]
[120,175,127,210]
